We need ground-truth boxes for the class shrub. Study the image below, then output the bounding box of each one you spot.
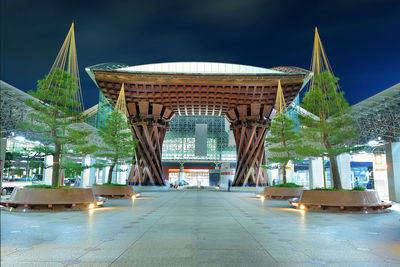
[312,187,366,191]
[93,183,127,186]
[24,185,75,189]
[270,183,303,188]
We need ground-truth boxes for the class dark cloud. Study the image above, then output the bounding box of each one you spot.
[1,0,399,108]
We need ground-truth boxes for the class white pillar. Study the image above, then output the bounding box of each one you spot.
[0,138,7,189]
[122,165,129,184]
[103,167,109,183]
[337,153,352,189]
[309,157,324,188]
[44,155,53,185]
[88,157,96,186]
[112,165,117,184]
[267,169,279,185]
[81,156,91,187]
[386,142,400,202]
[373,154,389,201]
[286,161,295,183]
[102,167,107,183]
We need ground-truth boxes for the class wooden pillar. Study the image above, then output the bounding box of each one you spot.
[227,104,272,186]
[126,102,174,185]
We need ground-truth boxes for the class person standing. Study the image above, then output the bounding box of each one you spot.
[228,179,232,192]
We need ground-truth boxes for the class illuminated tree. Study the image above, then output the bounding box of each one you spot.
[299,71,358,189]
[97,110,138,184]
[19,69,97,186]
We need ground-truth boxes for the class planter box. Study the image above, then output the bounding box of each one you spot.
[92,185,134,198]
[0,188,100,211]
[291,190,392,212]
[300,189,384,207]
[7,188,95,204]
[263,186,303,199]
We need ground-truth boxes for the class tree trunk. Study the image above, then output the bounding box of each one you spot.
[329,155,342,189]
[107,164,115,184]
[52,144,61,187]
[282,162,287,184]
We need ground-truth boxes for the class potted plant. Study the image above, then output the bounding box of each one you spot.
[262,81,304,199]
[92,109,138,198]
[4,69,99,210]
[294,71,389,211]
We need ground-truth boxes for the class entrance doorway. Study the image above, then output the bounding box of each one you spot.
[168,169,210,186]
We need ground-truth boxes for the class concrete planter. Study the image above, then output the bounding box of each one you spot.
[300,189,385,206]
[8,188,95,204]
[92,185,135,198]
[0,188,99,210]
[263,186,304,199]
[292,189,392,211]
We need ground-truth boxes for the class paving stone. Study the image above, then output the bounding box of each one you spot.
[1,191,399,266]
[61,259,81,264]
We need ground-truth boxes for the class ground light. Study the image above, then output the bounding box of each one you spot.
[88,203,95,209]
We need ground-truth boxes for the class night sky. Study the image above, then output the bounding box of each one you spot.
[1,0,399,109]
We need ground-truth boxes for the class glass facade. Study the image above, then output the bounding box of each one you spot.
[286,95,301,131]
[86,91,114,129]
[162,115,236,162]
[87,93,237,163]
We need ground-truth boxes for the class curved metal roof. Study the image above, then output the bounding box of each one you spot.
[116,62,285,75]
[350,82,400,144]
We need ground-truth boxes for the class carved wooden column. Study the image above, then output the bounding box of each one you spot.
[127,102,174,185]
[226,104,273,186]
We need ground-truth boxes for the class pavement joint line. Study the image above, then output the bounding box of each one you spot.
[54,197,169,265]
[336,234,393,262]
[2,192,399,265]
[220,193,280,265]
[107,193,182,266]
[229,193,315,260]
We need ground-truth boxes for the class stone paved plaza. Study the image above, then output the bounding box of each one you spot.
[1,191,400,266]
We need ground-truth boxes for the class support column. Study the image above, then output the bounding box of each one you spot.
[81,155,91,187]
[0,138,7,190]
[226,104,272,186]
[102,167,108,183]
[44,155,53,185]
[88,157,96,186]
[337,153,352,189]
[386,142,400,202]
[127,102,174,186]
[373,154,389,200]
[309,157,324,188]
[286,160,295,183]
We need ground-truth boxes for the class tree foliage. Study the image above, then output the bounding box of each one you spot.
[62,160,88,179]
[265,112,302,184]
[97,110,138,184]
[299,71,359,189]
[18,69,97,186]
